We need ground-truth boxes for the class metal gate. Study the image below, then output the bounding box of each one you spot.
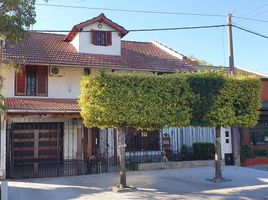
[6,122,120,179]
[7,122,64,179]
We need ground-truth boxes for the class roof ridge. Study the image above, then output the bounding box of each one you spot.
[235,66,268,78]
[152,40,187,60]
[122,40,151,44]
[30,31,67,37]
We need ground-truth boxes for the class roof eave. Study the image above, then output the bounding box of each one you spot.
[64,14,128,42]
[6,109,81,113]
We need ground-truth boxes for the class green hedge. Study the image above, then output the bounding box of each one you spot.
[192,142,215,160]
[187,71,261,127]
[80,71,195,129]
[80,71,261,130]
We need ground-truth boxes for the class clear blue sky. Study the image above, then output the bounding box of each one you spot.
[34,0,268,74]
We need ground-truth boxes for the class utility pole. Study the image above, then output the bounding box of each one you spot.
[227,13,241,167]
[227,14,235,75]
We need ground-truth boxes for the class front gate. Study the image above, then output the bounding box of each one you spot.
[7,122,64,179]
[6,122,120,179]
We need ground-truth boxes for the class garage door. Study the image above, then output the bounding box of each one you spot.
[9,122,63,179]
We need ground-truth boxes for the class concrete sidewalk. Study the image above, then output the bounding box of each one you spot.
[8,166,268,200]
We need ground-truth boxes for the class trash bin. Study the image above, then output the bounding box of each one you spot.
[225,153,234,165]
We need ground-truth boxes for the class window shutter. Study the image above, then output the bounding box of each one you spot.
[37,66,48,96]
[91,31,96,45]
[106,31,112,46]
[15,67,26,96]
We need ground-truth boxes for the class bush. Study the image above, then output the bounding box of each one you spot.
[240,144,249,161]
[180,145,194,161]
[192,142,215,160]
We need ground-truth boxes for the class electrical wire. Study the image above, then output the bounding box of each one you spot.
[233,15,268,23]
[36,3,268,24]
[31,24,227,33]
[233,24,268,39]
[243,2,268,18]
[36,3,227,18]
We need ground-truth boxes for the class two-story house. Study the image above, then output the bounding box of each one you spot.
[0,13,250,180]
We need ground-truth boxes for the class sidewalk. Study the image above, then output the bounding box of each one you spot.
[8,166,268,200]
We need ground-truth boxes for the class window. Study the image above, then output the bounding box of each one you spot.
[225,131,229,137]
[249,115,268,145]
[125,128,160,151]
[26,67,37,96]
[15,66,48,96]
[91,31,112,46]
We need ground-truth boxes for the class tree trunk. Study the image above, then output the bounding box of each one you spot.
[214,126,222,181]
[118,126,127,188]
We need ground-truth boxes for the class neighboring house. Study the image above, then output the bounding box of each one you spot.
[0,13,263,179]
[237,70,268,166]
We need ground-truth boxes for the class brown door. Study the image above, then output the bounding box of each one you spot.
[84,127,100,159]
[92,128,100,157]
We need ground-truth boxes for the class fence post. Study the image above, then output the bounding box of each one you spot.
[1,181,8,200]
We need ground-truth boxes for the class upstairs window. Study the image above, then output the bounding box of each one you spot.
[91,31,112,46]
[15,66,48,96]
[26,66,37,96]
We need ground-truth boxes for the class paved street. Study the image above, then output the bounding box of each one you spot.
[8,166,268,200]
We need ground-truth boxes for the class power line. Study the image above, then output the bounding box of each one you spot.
[31,24,227,33]
[233,15,268,23]
[233,24,268,39]
[36,3,268,24]
[36,3,226,18]
[250,9,268,19]
[244,2,268,18]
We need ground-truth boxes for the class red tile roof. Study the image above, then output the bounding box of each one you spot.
[1,32,196,72]
[65,13,129,41]
[4,98,80,112]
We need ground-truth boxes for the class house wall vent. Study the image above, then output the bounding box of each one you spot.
[49,66,64,77]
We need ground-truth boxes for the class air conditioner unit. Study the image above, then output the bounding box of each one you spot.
[49,66,64,77]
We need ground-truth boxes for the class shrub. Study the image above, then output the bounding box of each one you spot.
[240,144,249,161]
[180,145,194,161]
[192,142,215,160]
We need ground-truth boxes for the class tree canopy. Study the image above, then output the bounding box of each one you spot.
[80,71,195,129]
[0,0,41,43]
[188,72,261,127]
[80,71,261,130]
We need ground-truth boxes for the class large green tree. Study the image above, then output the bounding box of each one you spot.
[188,72,261,181]
[80,71,195,188]
[0,0,42,43]
[80,71,261,187]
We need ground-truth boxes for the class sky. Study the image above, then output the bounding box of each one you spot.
[34,0,268,75]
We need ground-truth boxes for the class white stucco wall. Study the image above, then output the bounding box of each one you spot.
[48,66,83,99]
[0,115,6,179]
[0,65,84,99]
[0,65,15,98]
[70,33,80,52]
[71,22,121,56]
